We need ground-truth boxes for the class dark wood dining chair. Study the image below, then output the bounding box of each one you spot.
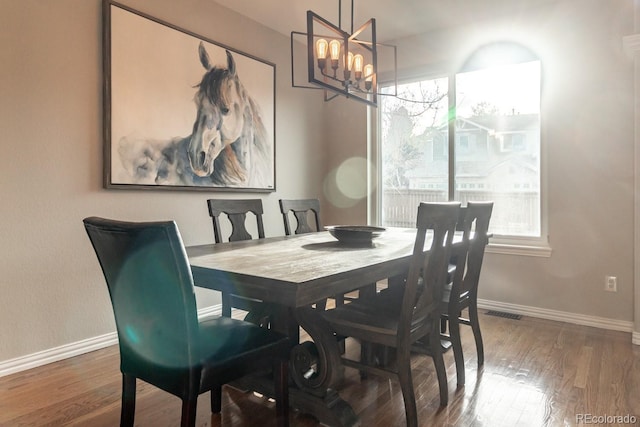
[321,202,460,427]
[207,198,271,324]
[208,198,265,243]
[83,217,290,427]
[440,201,493,387]
[279,198,321,235]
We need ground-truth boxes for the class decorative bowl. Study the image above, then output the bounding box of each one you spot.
[325,225,386,245]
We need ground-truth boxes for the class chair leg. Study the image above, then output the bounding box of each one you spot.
[448,313,465,387]
[396,349,418,427]
[222,292,232,317]
[274,359,290,427]
[358,283,377,299]
[315,298,328,311]
[181,398,198,427]
[359,341,376,379]
[243,303,273,329]
[440,316,448,334]
[429,326,449,406]
[121,373,136,427]
[211,384,222,414]
[469,302,484,367]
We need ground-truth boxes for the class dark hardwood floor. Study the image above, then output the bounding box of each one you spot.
[2,311,640,426]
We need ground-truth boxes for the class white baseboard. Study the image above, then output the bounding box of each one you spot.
[0,304,223,378]
[0,301,636,378]
[0,331,118,379]
[196,304,223,321]
[477,299,634,333]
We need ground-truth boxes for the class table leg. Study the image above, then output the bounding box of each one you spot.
[231,304,358,426]
[287,305,358,427]
[291,306,343,391]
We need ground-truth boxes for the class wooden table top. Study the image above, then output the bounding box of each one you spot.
[187,228,421,307]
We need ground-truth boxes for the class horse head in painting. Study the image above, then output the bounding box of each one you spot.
[187,42,271,187]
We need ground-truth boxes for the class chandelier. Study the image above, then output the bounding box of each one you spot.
[290,0,397,108]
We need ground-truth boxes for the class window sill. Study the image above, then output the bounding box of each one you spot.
[486,242,552,257]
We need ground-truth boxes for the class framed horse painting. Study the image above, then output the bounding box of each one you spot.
[103,1,276,192]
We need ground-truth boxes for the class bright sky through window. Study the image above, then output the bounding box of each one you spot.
[457,61,541,117]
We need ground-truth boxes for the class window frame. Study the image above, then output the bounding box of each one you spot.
[369,46,551,257]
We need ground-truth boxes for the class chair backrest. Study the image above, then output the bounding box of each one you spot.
[83,217,199,371]
[400,202,460,341]
[279,198,321,235]
[207,199,265,243]
[459,201,493,297]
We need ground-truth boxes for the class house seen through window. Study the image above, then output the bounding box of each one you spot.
[379,42,541,238]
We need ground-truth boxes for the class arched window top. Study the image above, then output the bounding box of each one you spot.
[460,41,539,73]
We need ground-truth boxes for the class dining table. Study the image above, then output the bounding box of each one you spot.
[187,227,452,426]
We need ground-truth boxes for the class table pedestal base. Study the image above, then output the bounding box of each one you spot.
[232,375,359,427]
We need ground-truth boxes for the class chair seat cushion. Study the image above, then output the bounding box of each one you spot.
[198,317,290,387]
[358,282,471,324]
[323,290,437,347]
[375,280,469,309]
[323,299,401,339]
[198,316,289,364]
[441,282,470,306]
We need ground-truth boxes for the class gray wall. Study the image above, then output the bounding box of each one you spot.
[0,0,326,363]
[0,0,636,367]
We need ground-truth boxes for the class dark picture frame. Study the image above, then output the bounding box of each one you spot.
[103,1,276,192]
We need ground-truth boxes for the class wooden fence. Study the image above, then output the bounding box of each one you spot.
[381,189,539,236]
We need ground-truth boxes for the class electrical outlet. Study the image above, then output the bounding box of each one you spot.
[605,276,617,292]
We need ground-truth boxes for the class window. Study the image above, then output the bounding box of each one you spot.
[379,77,449,203]
[377,42,547,252]
[501,133,526,152]
[432,133,448,161]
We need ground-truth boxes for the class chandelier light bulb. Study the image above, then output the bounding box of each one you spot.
[346,52,354,70]
[329,40,341,61]
[364,64,374,81]
[316,38,328,70]
[353,54,364,80]
[316,39,328,59]
[364,63,374,90]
